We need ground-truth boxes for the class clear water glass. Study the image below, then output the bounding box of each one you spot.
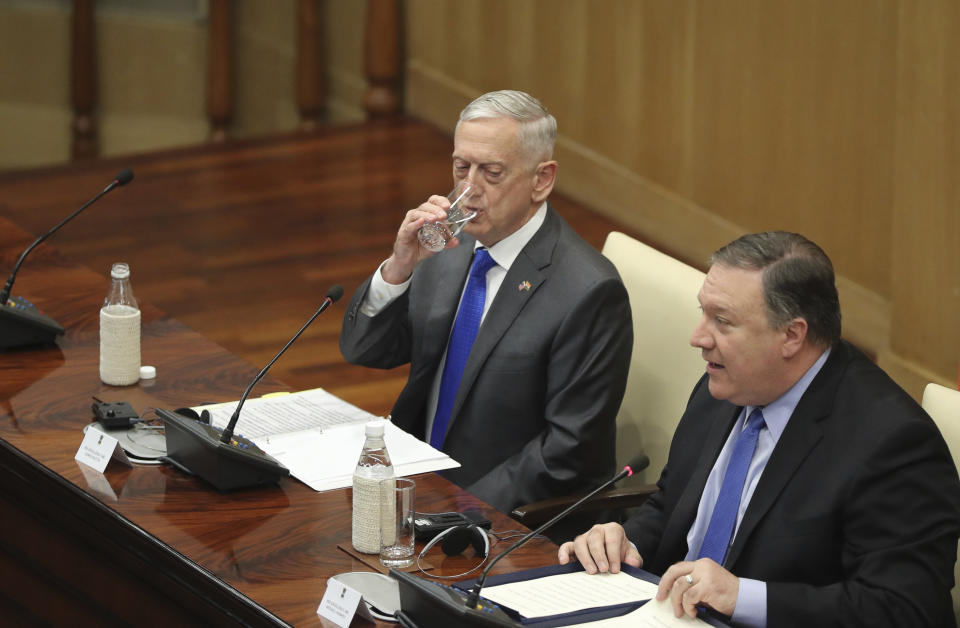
[417,182,476,253]
[379,477,416,568]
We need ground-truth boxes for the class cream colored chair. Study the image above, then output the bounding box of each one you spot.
[512,232,707,526]
[921,382,960,623]
[601,232,707,486]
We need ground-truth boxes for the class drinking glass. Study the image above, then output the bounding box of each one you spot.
[417,182,476,252]
[379,478,416,568]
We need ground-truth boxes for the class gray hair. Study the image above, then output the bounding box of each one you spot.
[457,90,557,165]
[711,231,841,347]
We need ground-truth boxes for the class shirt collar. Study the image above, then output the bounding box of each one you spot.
[474,202,547,271]
[744,346,831,441]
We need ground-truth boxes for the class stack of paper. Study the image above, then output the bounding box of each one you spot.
[481,571,708,626]
[196,388,460,492]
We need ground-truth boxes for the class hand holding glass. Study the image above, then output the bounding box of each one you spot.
[417,183,476,253]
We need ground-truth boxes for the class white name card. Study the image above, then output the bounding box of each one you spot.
[75,427,132,473]
[317,578,375,627]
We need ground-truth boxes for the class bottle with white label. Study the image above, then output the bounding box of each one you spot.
[99,262,141,386]
[352,421,395,554]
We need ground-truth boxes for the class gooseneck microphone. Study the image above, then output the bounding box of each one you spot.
[0,169,134,349]
[159,285,344,491]
[464,453,650,609]
[219,284,344,445]
[0,169,134,305]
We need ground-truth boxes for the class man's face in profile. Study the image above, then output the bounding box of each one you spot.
[451,117,540,247]
[689,264,790,407]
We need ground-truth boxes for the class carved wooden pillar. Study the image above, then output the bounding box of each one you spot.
[206,0,232,142]
[71,0,98,160]
[364,0,402,117]
[297,0,325,131]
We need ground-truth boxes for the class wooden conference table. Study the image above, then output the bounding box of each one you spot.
[0,215,557,626]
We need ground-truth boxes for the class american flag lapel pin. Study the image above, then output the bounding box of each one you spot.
[518,280,531,292]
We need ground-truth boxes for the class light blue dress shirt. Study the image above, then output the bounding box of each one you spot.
[684,348,830,627]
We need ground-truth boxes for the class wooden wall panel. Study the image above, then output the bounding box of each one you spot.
[404,0,956,394]
[888,1,960,386]
[688,0,897,297]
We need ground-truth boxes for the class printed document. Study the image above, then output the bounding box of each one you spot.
[196,388,459,491]
[482,571,708,626]
[481,570,659,619]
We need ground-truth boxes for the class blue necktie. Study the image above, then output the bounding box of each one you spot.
[697,407,766,565]
[429,248,497,449]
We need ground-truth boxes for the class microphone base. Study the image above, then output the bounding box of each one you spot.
[1,297,64,349]
[390,569,517,627]
[158,409,289,491]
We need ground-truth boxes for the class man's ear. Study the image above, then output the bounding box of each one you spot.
[531,161,558,203]
[781,318,808,358]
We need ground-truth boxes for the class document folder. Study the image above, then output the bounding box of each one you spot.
[453,563,732,627]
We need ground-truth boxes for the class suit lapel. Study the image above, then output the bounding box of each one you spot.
[446,207,559,427]
[725,344,847,567]
[658,404,741,561]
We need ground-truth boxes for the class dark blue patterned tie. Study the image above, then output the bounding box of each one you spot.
[697,407,766,564]
[429,248,497,449]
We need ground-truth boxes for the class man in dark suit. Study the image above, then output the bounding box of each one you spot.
[340,90,632,515]
[559,232,960,627]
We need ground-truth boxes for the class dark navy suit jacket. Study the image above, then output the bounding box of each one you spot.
[625,340,960,627]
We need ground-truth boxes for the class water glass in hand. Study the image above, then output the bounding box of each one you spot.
[417,182,476,253]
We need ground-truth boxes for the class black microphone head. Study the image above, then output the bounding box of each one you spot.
[114,169,134,187]
[623,454,650,477]
[325,284,344,303]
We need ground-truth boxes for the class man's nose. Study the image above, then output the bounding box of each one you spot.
[689,317,711,349]
[464,168,482,192]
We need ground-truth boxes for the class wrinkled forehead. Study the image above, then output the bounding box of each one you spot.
[699,264,768,316]
[453,117,528,163]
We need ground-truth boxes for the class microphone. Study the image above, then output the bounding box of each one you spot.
[0,169,134,349]
[389,454,650,626]
[220,283,344,444]
[465,453,649,609]
[159,285,344,491]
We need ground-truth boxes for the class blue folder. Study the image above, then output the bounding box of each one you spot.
[455,562,732,627]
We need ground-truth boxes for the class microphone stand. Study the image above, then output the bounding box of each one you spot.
[219,288,340,444]
[0,169,133,350]
[0,169,133,305]
[464,454,649,609]
[160,285,343,491]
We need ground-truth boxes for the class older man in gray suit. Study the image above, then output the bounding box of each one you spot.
[340,90,632,516]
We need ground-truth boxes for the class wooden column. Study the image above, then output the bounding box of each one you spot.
[364,0,402,117]
[206,0,232,142]
[70,0,98,160]
[297,0,325,131]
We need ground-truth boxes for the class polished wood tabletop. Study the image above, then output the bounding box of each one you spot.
[0,213,556,625]
[0,119,641,625]
[0,118,638,417]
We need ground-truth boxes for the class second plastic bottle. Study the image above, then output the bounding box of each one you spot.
[352,421,395,554]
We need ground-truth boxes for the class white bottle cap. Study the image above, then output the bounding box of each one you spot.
[139,365,156,379]
[364,421,385,437]
[111,262,131,279]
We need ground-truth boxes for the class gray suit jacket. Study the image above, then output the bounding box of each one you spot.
[625,340,960,627]
[340,206,632,512]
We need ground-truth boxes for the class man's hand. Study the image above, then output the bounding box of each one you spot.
[557,522,642,574]
[657,559,739,619]
[381,194,459,284]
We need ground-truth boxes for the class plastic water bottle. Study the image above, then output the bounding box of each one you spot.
[352,421,394,554]
[99,262,141,386]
